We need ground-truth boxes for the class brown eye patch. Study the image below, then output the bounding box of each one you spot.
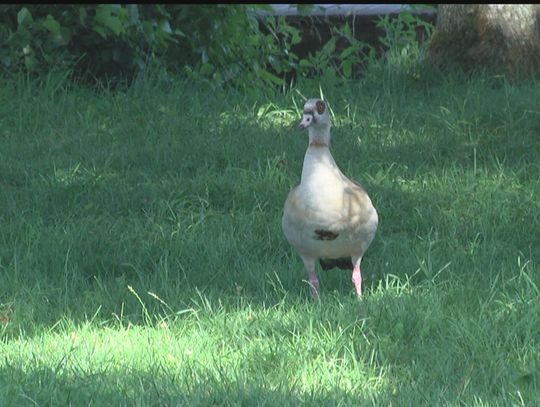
[316,101,326,115]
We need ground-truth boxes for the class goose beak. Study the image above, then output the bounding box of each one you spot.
[298,113,313,129]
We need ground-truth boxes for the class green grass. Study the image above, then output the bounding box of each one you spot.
[0,69,539,405]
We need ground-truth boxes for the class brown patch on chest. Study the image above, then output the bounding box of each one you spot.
[313,229,339,241]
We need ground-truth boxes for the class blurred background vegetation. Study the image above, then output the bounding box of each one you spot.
[0,4,434,90]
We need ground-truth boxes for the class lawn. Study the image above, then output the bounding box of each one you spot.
[0,70,539,405]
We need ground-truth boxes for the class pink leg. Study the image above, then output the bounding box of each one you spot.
[352,264,362,296]
[301,257,320,300]
[308,268,320,300]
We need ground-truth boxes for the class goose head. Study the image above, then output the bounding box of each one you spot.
[298,98,331,146]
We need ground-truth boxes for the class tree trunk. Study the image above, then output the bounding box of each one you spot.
[428,4,540,80]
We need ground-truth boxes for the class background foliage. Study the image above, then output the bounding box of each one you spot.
[0,4,432,89]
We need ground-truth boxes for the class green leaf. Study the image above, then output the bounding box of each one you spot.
[199,62,214,76]
[141,20,152,35]
[94,5,125,36]
[296,4,313,15]
[251,4,273,13]
[93,25,107,39]
[321,37,337,55]
[340,23,352,38]
[127,4,139,24]
[340,46,357,60]
[173,28,186,38]
[42,15,61,36]
[59,27,72,45]
[24,54,37,70]
[158,19,172,34]
[79,7,87,25]
[341,60,352,78]
[17,7,33,26]
[258,69,284,86]
[400,12,415,24]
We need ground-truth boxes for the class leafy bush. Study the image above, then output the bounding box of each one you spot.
[0,4,434,89]
[0,4,299,88]
[376,7,434,72]
[0,5,178,84]
[168,5,301,91]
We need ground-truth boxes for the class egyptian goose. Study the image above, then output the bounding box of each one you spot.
[282,98,378,299]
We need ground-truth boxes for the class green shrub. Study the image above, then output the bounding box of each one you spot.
[0,4,434,90]
[0,5,301,88]
[0,5,176,84]
[166,5,301,91]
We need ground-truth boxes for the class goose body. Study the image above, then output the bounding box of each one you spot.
[282,98,378,298]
